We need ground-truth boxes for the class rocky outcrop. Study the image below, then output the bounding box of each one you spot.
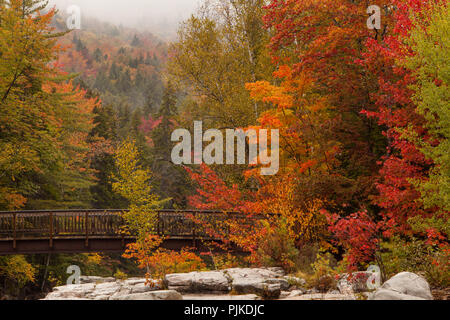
[163,267,291,299]
[45,268,296,300]
[43,278,164,300]
[369,272,433,300]
[43,270,432,301]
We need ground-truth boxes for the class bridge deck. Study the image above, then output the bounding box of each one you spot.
[0,209,257,254]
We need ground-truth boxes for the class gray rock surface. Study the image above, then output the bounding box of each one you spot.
[44,278,162,300]
[369,288,426,300]
[109,290,182,300]
[45,268,287,300]
[281,293,357,300]
[79,276,115,284]
[163,267,288,299]
[45,270,429,301]
[224,268,287,299]
[164,271,230,293]
[369,272,433,300]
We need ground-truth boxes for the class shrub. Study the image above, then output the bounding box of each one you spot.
[326,210,378,271]
[123,235,206,280]
[380,236,450,288]
[147,249,206,280]
[114,270,128,280]
[203,252,248,270]
[253,218,299,273]
[308,253,338,292]
[294,243,321,274]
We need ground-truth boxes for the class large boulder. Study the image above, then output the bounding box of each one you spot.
[164,271,230,293]
[369,288,426,300]
[224,268,288,299]
[369,272,433,300]
[224,268,286,285]
[164,268,288,298]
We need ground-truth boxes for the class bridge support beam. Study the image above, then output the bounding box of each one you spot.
[0,238,136,255]
[0,238,231,255]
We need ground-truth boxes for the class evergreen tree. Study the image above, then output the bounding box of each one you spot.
[89,104,127,209]
[131,34,141,47]
[94,48,103,63]
[150,83,190,207]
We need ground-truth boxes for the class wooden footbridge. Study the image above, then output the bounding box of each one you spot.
[0,209,257,255]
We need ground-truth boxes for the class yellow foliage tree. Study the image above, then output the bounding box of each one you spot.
[0,255,36,288]
[112,138,163,241]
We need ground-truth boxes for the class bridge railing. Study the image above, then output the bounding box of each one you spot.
[0,209,264,243]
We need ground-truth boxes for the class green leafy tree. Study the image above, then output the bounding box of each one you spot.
[168,0,273,128]
[404,3,450,214]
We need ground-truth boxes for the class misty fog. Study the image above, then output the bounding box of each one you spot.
[48,0,201,38]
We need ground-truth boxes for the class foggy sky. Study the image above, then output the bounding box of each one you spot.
[48,0,201,36]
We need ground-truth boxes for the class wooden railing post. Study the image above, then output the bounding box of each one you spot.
[12,213,16,249]
[85,211,89,247]
[157,211,160,236]
[120,212,125,248]
[49,212,53,248]
[192,211,196,248]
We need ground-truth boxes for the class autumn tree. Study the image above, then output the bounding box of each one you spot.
[112,138,164,240]
[0,0,112,297]
[0,0,62,209]
[259,0,399,214]
[28,79,99,209]
[357,0,445,235]
[114,139,204,280]
[341,0,450,282]
[168,0,273,129]
[0,0,100,209]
